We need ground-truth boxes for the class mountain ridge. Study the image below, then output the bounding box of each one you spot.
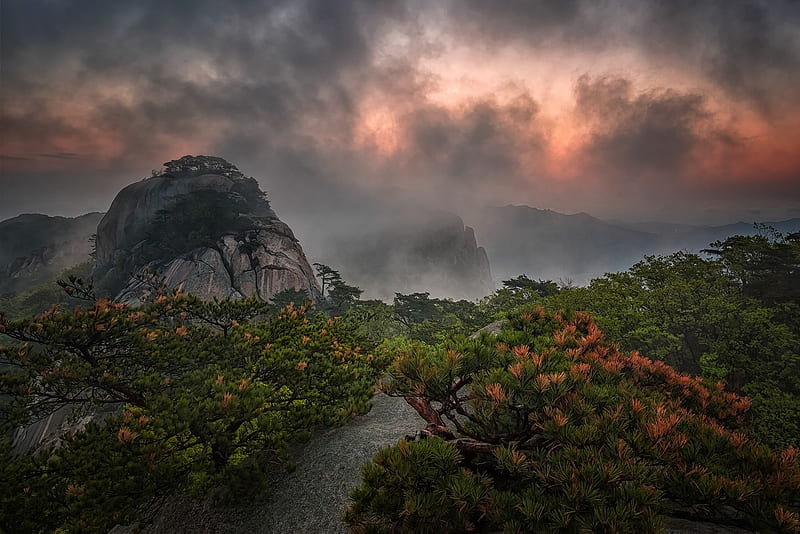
[3,199,799,301]
[476,205,800,285]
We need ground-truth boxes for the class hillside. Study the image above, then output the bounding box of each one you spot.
[0,212,102,295]
[476,205,656,284]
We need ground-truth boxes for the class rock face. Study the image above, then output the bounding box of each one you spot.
[94,156,320,303]
[11,157,319,455]
[0,212,103,294]
[320,210,494,301]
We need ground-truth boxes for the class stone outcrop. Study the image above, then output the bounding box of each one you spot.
[320,210,494,300]
[10,157,319,456]
[116,223,320,306]
[94,155,320,303]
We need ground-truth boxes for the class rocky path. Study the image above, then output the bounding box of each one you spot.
[134,394,419,534]
[121,392,754,534]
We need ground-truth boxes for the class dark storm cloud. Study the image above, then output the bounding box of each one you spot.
[564,74,798,224]
[0,0,411,162]
[0,0,434,228]
[449,0,800,115]
[389,92,546,201]
[0,1,345,216]
[636,0,800,116]
[0,0,798,227]
[573,74,717,177]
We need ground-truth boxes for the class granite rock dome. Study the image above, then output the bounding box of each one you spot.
[94,155,320,304]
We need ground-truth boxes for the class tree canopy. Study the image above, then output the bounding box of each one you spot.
[0,280,383,533]
[346,308,800,533]
[2,229,799,532]
[542,242,800,448]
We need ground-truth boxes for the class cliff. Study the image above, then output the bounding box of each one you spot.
[93,155,320,304]
[318,210,493,300]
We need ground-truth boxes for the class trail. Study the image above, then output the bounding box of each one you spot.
[134,394,419,533]
[120,392,754,534]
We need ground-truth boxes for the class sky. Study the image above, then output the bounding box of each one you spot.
[2,0,800,233]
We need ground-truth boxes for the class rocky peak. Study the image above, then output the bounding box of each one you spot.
[318,209,493,300]
[93,156,320,303]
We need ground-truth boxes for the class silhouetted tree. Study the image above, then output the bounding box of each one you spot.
[313,263,341,299]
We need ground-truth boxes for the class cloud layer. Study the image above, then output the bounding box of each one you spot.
[1,0,799,230]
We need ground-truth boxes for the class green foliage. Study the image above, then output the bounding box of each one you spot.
[310,268,489,343]
[546,253,733,373]
[392,292,489,344]
[502,275,560,297]
[312,264,489,344]
[478,276,560,319]
[313,262,363,315]
[313,262,341,299]
[141,190,254,263]
[346,309,800,533]
[342,299,406,346]
[470,232,800,448]
[542,247,800,448]
[0,286,384,533]
[704,229,800,306]
[328,280,363,315]
[269,288,312,312]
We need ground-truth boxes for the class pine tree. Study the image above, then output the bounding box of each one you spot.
[1,280,383,533]
[345,307,800,533]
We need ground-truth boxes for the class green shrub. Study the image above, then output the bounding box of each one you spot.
[1,288,384,533]
[345,308,800,533]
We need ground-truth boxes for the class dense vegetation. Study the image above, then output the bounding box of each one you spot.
[542,231,800,448]
[345,308,800,532]
[1,228,798,532]
[0,261,94,320]
[0,279,385,533]
[344,230,800,449]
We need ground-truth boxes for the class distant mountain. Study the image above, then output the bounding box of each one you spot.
[476,205,800,285]
[0,212,103,295]
[609,218,800,253]
[476,206,656,284]
[5,192,798,303]
[314,209,493,301]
